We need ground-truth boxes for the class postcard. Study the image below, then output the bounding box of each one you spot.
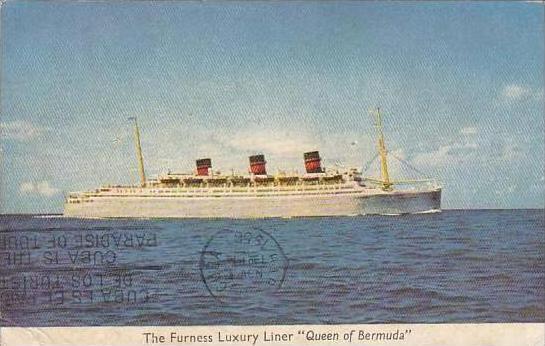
[0,1,543,345]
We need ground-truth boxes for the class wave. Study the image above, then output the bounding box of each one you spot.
[31,214,64,219]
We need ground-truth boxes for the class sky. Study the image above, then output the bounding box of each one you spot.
[0,1,544,213]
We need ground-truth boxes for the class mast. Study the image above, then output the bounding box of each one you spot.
[129,117,146,187]
[372,107,392,190]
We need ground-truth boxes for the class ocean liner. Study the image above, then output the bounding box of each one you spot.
[64,109,441,218]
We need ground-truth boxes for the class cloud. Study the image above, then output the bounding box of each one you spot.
[502,84,531,100]
[460,126,478,135]
[19,181,60,197]
[498,139,523,162]
[411,145,456,168]
[534,88,545,101]
[0,120,45,141]
[220,127,319,158]
[500,84,543,102]
[411,140,479,168]
[411,131,528,170]
[19,182,36,193]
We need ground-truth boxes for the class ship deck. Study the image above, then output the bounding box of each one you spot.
[67,181,367,202]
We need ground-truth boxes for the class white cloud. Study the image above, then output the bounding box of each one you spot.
[0,120,45,141]
[411,131,528,171]
[19,181,60,197]
[534,88,544,101]
[224,127,319,158]
[460,126,478,135]
[411,140,479,168]
[502,84,531,100]
[19,182,36,193]
[412,145,453,168]
[498,139,523,162]
[500,84,543,102]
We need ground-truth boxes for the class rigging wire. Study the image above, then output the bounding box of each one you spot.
[361,153,379,173]
[362,151,431,179]
[389,152,430,178]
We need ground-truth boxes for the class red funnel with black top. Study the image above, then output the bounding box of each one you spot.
[304,151,323,173]
[249,154,267,175]
[196,158,212,176]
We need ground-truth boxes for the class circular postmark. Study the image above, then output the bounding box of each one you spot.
[199,228,288,300]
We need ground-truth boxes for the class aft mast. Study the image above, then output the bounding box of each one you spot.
[372,107,392,190]
[129,117,146,187]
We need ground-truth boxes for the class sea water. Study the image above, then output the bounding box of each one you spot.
[0,210,543,326]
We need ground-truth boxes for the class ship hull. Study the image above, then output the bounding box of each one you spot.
[63,188,441,218]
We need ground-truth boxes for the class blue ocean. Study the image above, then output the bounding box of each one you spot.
[0,209,543,326]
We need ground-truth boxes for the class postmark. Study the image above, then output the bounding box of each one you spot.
[0,227,159,310]
[199,228,288,300]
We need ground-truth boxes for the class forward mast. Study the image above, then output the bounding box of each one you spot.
[130,117,146,187]
[372,107,392,190]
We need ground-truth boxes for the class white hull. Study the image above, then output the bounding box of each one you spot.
[64,188,441,218]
